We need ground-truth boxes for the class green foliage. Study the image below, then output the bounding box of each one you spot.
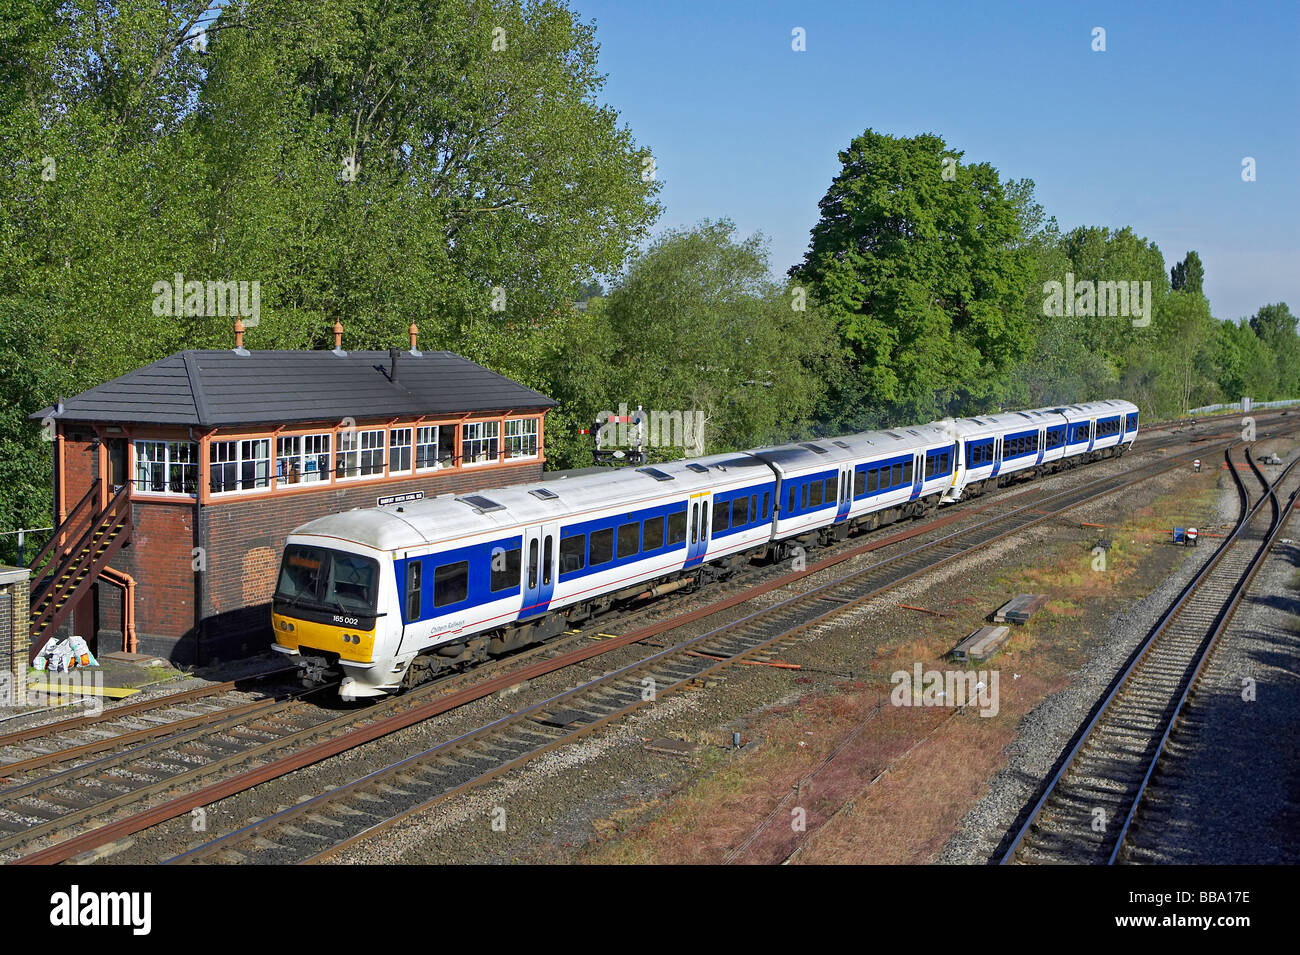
[0,0,660,537]
[603,220,839,455]
[791,129,1034,422]
[1170,251,1205,296]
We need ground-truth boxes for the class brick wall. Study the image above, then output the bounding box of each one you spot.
[1,567,31,701]
[101,499,197,662]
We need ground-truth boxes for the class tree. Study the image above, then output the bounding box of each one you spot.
[1170,251,1205,296]
[790,129,1034,423]
[0,0,663,533]
[1249,303,1300,397]
[604,221,838,454]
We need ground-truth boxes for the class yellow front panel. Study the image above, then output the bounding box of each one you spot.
[272,612,376,663]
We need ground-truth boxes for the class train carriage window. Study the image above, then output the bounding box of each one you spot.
[527,541,538,589]
[543,535,554,585]
[644,516,665,551]
[617,523,639,559]
[751,494,758,520]
[491,546,523,591]
[801,484,809,509]
[668,509,687,545]
[787,487,796,514]
[854,470,865,496]
[690,503,698,544]
[434,560,469,608]
[763,491,770,518]
[867,468,877,492]
[905,460,914,484]
[713,498,731,532]
[558,535,585,576]
[590,528,614,565]
[822,477,836,503]
[701,505,709,541]
[809,480,823,508]
[405,560,422,620]
[891,463,901,487]
[732,496,748,527]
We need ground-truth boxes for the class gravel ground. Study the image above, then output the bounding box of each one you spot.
[1120,459,1300,863]
[314,445,1236,865]
[940,441,1292,864]
[84,427,1277,865]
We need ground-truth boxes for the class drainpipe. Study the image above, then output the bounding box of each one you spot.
[100,567,137,653]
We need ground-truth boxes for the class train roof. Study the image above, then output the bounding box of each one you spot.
[752,421,955,474]
[953,408,1062,436]
[288,451,775,552]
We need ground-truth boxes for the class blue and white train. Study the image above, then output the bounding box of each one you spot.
[271,400,1138,699]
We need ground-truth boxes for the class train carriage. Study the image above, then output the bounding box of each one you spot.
[273,454,776,699]
[272,400,1141,699]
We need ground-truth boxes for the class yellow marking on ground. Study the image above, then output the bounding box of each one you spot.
[26,681,139,699]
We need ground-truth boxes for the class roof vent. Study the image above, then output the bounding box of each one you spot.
[686,463,709,473]
[833,441,850,449]
[637,467,674,482]
[529,488,558,500]
[799,442,828,454]
[458,494,505,513]
[885,431,903,439]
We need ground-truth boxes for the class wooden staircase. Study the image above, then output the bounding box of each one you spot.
[27,480,132,661]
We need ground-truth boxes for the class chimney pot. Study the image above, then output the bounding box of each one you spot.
[233,317,246,351]
[333,320,344,351]
[409,322,419,351]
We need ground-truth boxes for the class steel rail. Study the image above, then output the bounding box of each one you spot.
[166,436,1254,864]
[999,444,1299,864]
[1108,454,1300,862]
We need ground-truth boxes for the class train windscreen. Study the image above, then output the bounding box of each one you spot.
[275,544,379,616]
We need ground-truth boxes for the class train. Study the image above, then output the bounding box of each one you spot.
[271,399,1139,699]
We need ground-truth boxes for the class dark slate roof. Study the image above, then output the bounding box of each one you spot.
[32,349,557,427]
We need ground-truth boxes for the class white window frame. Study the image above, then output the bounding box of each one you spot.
[339,428,385,480]
[210,438,271,494]
[389,427,413,475]
[133,440,198,495]
[503,417,538,460]
[462,420,499,466]
[415,425,446,471]
[276,432,332,486]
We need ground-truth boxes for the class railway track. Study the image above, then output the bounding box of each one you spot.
[1000,444,1300,865]
[4,418,1278,865]
[0,671,311,778]
[157,432,1254,864]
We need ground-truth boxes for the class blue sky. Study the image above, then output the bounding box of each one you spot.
[574,0,1298,321]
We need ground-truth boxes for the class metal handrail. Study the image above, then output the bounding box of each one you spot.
[27,480,101,579]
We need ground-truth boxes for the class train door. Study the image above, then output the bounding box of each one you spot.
[1035,428,1046,467]
[909,453,923,501]
[519,522,559,618]
[1086,418,1096,453]
[991,436,1003,477]
[685,493,711,568]
[836,465,852,522]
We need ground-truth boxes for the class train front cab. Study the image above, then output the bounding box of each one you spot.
[270,537,396,697]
